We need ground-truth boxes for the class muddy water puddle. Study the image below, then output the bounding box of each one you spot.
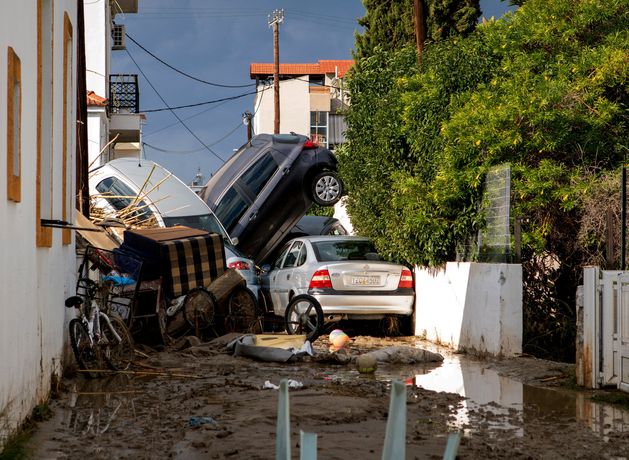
[324,352,629,440]
[54,345,629,444]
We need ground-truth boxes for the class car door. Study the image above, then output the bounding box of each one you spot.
[268,243,291,313]
[271,240,306,313]
[232,150,280,256]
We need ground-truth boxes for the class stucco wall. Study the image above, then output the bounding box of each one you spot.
[254,77,310,136]
[84,0,108,96]
[414,262,522,356]
[0,0,77,448]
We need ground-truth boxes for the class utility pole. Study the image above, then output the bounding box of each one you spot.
[413,0,426,64]
[242,111,253,142]
[268,9,284,134]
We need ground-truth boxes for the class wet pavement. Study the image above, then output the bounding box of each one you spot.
[23,337,629,459]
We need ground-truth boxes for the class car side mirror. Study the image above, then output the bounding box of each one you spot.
[260,264,271,273]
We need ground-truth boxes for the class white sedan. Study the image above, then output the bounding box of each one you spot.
[260,236,415,331]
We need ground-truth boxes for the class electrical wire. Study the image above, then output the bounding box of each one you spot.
[143,142,207,154]
[142,85,271,113]
[143,98,232,138]
[124,48,225,163]
[125,33,254,88]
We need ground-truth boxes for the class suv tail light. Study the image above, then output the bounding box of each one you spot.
[398,268,413,289]
[229,261,251,271]
[309,269,332,289]
[302,139,318,149]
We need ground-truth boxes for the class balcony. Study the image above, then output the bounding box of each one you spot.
[109,74,139,114]
[109,74,142,143]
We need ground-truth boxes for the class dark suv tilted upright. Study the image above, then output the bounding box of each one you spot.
[200,133,343,263]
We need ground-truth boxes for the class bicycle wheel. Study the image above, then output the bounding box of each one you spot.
[69,318,101,377]
[183,288,216,330]
[284,294,324,342]
[101,314,134,371]
[225,287,261,333]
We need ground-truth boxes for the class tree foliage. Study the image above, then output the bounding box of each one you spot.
[354,0,481,59]
[341,0,628,360]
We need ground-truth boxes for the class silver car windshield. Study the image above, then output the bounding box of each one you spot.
[312,240,378,262]
[162,214,230,241]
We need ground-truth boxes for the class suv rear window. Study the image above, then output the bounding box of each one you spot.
[215,187,248,232]
[240,152,278,195]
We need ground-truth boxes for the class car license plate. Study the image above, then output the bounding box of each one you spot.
[351,275,380,286]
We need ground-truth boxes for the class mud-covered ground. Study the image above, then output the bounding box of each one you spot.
[25,334,629,459]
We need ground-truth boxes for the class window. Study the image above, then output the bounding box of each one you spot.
[6,46,21,202]
[310,111,328,148]
[215,187,248,233]
[240,152,278,195]
[309,75,324,88]
[273,243,291,270]
[62,13,73,244]
[36,0,54,247]
[162,214,229,241]
[283,241,304,268]
[95,177,154,221]
[312,240,378,262]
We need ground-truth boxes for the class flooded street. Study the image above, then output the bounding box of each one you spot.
[26,336,629,459]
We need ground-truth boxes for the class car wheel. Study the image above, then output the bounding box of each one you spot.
[284,294,324,342]
[311,171,343,206]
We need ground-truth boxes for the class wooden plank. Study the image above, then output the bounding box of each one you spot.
[206,268,245,305]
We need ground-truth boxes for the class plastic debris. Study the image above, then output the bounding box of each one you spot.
[328,329,350,352]
[188,416,218,427]
[166,295,186,316]
[264,379,303,390]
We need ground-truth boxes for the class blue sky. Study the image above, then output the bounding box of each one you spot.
[112,1,516,184]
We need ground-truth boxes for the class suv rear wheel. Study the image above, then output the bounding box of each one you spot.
[311,171,343,206]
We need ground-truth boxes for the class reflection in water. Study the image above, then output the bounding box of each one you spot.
[64,375,140,437]
[412,355,629,440]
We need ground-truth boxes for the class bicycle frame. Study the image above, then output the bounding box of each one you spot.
[74,279,123,347]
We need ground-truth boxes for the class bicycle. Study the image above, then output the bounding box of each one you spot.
[65,277,135,377]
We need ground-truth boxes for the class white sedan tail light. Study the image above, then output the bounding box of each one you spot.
[398,268,413,289]
[310,269,332,289]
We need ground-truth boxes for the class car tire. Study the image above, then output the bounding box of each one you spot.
[311,171,343,206]
[284,294,324,342]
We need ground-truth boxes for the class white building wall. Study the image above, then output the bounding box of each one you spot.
[414,262,522,357]
[88,108,108,167]
[254,77,310,136]
[84,0,111,169]
[84,0,109,96]
[0,0,78,448]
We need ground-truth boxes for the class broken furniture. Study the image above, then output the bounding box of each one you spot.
[117,226,259,342]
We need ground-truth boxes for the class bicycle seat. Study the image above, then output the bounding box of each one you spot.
[65,296,83,308]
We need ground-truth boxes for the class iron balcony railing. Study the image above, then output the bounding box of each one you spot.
[109,74,139,114]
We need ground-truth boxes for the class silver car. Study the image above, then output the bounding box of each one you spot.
[261,236,414,323]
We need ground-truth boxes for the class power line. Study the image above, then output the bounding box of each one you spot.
[142,85,272,113]
[124,48,225,163]
[144,98,232,138]
[125,33,255,88]
[143,142,206,154]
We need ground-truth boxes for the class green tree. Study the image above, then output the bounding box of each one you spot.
[354,0,481,59]
[342,0,628,360]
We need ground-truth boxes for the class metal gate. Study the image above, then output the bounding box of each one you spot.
[619,273,629,392]
[581,267,629,391]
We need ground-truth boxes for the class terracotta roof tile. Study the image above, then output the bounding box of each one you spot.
[87,90,108,107]
[250,59,353,79]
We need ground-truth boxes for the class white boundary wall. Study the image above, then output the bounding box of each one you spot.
[0,1,78,448]
[414,262,522,357]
